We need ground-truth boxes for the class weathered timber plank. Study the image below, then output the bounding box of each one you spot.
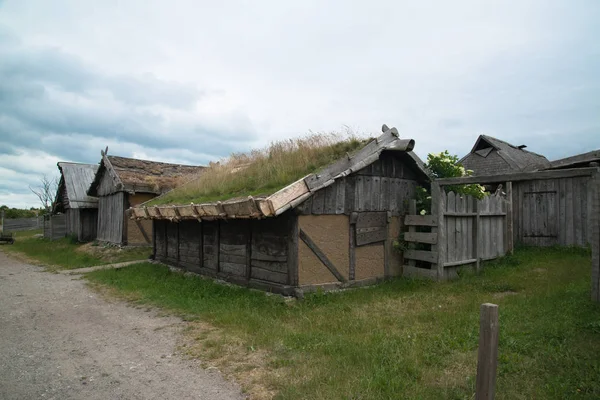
[404,215,437,226]
[250,260,288,274]
[251,267,288,284]
[220,262,246,276]
[311,189,325,214]
[436,167,596,185]
[404,232,437,244]
[288,214,299,286]
[299,229,346,283]
[404,250,438,263]
[268,178,310,212]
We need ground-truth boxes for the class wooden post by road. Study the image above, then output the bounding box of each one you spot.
[476,303,499,400]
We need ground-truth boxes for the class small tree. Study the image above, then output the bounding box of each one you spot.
[29,175,58,213]
[416,151,486,214]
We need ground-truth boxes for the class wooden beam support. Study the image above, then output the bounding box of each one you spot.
[404,214,437,226]
[436,167,596,186]
[299,229,347,283]
[403,232,438,244]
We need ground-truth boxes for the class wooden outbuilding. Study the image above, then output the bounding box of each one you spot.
[53,162,99,242]
[88,151,204,246]
[128,125,429,296]
[546,149,600,170]
[459,135,549,175]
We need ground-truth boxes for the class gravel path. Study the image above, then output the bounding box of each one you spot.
[0,250,244,400]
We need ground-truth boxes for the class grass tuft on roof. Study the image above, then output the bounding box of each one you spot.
[148,132,368,206]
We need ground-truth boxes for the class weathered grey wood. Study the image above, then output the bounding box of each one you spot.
[403,232,438,244]
[371,176,381,211]
[437,167,596,185]
[250,267,288,284]
[476,303,499,400]
[433,184,446,279]
[96,192,125,244]
[404,250,438,263]
[250,260,289,274]
[220,262,246,276]
[447,192,456,263]
[505,182,514,253]
[404,215,437,226]
[288,214,299,286]
[335,179,346,214]
[311,189,325,214]
[355,212,388,246]
[406,200,418,272]
[344,176,356,214]
[299,229,346,282]
[324,184,337,214]
[474,200,481,271]
[444,258,478,268]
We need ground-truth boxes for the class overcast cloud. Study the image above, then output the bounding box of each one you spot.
[0,0,598,208]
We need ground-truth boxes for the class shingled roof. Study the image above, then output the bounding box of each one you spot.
[459,135,549,175]
[128,125,428,221]
[88,152,205,197]
[54,162,99,210]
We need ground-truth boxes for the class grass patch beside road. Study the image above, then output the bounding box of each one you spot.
[86,247,600,399]
[2,235,151,271]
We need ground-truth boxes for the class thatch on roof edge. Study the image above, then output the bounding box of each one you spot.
[127,125,425,222]
[88,151,205,196]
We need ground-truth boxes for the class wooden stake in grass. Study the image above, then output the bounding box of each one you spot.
[476,303,499,400]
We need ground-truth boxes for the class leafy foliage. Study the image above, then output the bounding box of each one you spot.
[416,151,486,214]
[0,205,41,219]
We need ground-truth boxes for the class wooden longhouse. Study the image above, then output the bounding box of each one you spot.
[53,162,99,242]
[129,125,429,296]
[459,135,549,175]
[87,151,204,246]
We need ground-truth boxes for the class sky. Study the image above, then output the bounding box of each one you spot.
[0,0,598,209]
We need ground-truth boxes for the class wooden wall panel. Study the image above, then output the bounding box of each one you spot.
[96,192,125,244]
[250,216,290,284]
[219,220,249,277]
[79,209,98,242]
[166,222,178,264]
[178,220,202,271]
[202,221,219,271]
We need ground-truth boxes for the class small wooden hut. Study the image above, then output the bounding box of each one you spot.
[88,151,204,246]
[128,125,429,295]
[546,149,600,170]
[459,135,549,175]
[53,162,99,242]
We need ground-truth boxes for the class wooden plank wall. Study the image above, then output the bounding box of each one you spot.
[65,209,80,238]
[96,192,125,244]
[512,176,591,247]
[153,213,294,292]
[297,154,418,216]
[43,214,67,240]
[441,191,508,267]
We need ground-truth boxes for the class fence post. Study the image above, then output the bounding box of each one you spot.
[476,303,499,400]
[431,182,445,280]
[1,210,4,233]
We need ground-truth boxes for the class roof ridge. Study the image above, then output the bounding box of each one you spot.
[107,154,204,168]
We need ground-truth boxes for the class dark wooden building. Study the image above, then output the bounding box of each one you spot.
[88,151,203,246]
[129,126,429,295]
[459,135,549,175]
[53,162,99,242]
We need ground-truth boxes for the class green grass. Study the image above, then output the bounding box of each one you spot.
[85,247,600,399]
[149,133,367,206]
[2,235,151,270]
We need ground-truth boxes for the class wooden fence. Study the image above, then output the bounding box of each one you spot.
[403,190,511,280]
[433,167,600,303]
[43,214,67,240]
[1,216,43,232]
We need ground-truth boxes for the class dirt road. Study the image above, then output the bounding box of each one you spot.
[0,251,244,400]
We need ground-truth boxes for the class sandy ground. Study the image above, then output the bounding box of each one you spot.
[0,250,244,400]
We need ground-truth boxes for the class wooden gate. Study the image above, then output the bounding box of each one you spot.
[402,188,512,280]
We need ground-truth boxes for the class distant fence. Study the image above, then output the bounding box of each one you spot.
[43,214,67,240]
[432,166,600,303]
[1,216,43,232]
[403,190,511,280]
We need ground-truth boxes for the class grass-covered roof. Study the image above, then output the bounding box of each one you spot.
[147,133,368,206]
